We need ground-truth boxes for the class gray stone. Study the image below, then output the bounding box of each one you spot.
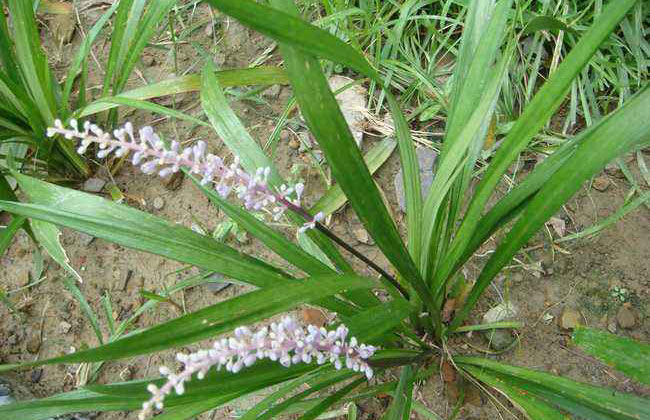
[83,178,106,193]
[77,232,95,246]
[205,273,232,293]
[394,147,437,213]
[482,302,518,351]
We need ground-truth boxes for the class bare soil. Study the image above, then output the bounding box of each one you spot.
[1,3,647,419]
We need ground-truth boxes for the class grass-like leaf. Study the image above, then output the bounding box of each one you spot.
[451,85,650,330]
[0,173,290,288]
[573,327,650,386]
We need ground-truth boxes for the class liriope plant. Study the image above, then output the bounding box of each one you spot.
[0,0,649,419]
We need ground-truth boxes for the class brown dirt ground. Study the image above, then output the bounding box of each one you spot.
[1,2,648,420]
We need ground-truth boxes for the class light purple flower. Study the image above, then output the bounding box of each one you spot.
[47,119,322,231]
[138,316,376,419]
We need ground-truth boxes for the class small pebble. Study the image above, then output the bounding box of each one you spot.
[559,308,581,330]
[288,139,300,150]
[30,368,43,383]
[592,175,610,192]
[616,304,636,329]
[280,130,290,142]
[352,228,371,244]
[152,197,165,211]
[83,178,106,193]
[58,321,72,335]
[25,334,41,354]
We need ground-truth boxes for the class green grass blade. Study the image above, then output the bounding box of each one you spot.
[205,0,425,264]
[310,138,396,216]
[92,96,209,127]
[78,67,288,117]
[0,275,375,369]
[573,327,650,386]
[299,378,365,420]
[451,85,650,331]
[201,62,277,177]
[444,0,640,283]
[62,277,103,344]
[457,357,650,419]
[204,0,379,80]
[0,214,25,256]
[1,173,290,288]
[62,1,120,106]
[383,365,415,420]
[270,0,432,312]
[30,219,82,283]
[463,365,566,420]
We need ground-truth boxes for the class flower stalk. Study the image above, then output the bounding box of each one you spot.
[139,316,376,419]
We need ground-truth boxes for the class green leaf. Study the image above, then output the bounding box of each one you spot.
[29,220,82,282]
[62,277,103,345]
[463,365,565,420]
[383,365,415,420]
[299,378,365,420]
[451,85,650,330]
[443,0,640,294]
[203,0,379,80]
[201,62,278,178]
[62,1,120,106]
[78,67,288,118]
[573,327,650,386]
[267,0,432,312]
[457,356,650,419]
[1,173,290,289]
[0,275,375,370]
[310,138,396,216]
[0,214,25,256]
[522,15,578,36]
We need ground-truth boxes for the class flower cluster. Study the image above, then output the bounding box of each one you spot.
[139,316,376,419]
[47,119,323,230]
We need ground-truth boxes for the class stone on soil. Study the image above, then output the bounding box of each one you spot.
[83,178,106,193]
[559,308,581,330]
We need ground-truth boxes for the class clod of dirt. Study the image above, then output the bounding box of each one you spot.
[152,197,165,211]
[82,178,106,193]
[25,332,41,354]
[482,302,517,350]
[592,175,610,192]
[300,307,328,327]
[616,304,636,329]
[50,12,76,45]
[328,75,367,148]
[394,147,437,213]
[558,308,582,330]
[288,139,300,150]
[142,54,156,67]
[280,130,291,142]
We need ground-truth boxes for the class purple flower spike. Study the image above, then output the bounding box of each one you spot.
[48,119,322,232]
[138,316,376,419]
